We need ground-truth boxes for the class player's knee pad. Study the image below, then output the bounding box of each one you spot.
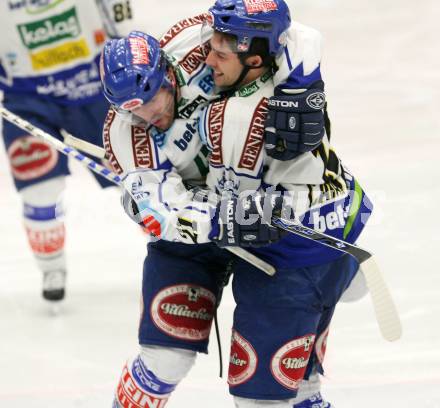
[20,177,66,264]
[114,346,196,408]
[140,345,197,384]
[234,397,292,408]
[20,176,66,206]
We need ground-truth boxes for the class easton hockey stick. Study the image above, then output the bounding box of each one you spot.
[272,216,402,342]
[0,106,276,276]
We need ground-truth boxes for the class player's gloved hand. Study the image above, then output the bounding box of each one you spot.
[210,190,285,248]
[120,186,162,237]
[265,80,326,161]
[121,188,143,224]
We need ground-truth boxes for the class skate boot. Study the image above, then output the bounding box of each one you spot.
[293,392,333,408]
[42,269,66,301]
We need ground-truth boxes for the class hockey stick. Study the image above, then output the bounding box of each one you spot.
[61,129,107,159]
[272,216,402,342]
[0,106,275,276]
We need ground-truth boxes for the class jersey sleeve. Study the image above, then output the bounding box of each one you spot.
[274,22,323,89]
[159,14,210,58]
[264,137,373,244]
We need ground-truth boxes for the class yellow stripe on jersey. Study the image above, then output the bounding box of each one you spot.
[30,38,90,71]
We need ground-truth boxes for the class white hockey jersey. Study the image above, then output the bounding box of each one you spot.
[0,0,133,104]
[103,14,372,268]
[104,13,324,181]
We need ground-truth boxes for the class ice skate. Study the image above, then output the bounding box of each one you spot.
[42,269,66,302]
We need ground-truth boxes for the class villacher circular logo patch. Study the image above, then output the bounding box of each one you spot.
[150,284,216,341]
[270,334,315,390]
[8,136,58,181]
[228,330,258,386]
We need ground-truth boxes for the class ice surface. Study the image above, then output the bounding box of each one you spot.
[1,0,439,407]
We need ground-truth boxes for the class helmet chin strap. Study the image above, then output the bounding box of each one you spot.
[225,61,264,96]
[231,65,252,90]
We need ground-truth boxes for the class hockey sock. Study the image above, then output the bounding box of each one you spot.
[21,177,66,300]
[114,346,197,408]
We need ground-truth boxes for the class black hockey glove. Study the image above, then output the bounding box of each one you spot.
[265,81,326,161]
[211,190,286,248]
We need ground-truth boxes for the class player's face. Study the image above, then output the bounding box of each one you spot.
[206,32,243,88]
[131,87,175,131]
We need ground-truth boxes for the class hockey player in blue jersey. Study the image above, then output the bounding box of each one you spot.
[100,2,372,407]
[0,0,135,303]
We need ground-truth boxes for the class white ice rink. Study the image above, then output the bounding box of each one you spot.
[1,0,439,407]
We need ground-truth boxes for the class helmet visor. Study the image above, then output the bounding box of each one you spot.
[201,18,249,54]
[111,106,150,127]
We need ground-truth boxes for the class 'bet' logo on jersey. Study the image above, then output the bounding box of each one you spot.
[129,37,149,65]
[173,122,197,151]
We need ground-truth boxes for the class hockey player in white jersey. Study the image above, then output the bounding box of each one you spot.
[100,2,371,407]
[0,0,135,303]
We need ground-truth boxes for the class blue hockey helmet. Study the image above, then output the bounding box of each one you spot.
[209,0,291,56]
[100,31,169,111]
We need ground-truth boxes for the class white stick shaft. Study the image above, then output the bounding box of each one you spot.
[226,247,276,276]
[0,106,275,276]
[361,257,402,341]
[61,129,106,159]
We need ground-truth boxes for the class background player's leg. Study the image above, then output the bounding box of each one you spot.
[21,176,66,301]
[2,94,70,303]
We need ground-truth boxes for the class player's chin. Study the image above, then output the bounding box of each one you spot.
[154,114,173,131]
[213,72,225,87]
